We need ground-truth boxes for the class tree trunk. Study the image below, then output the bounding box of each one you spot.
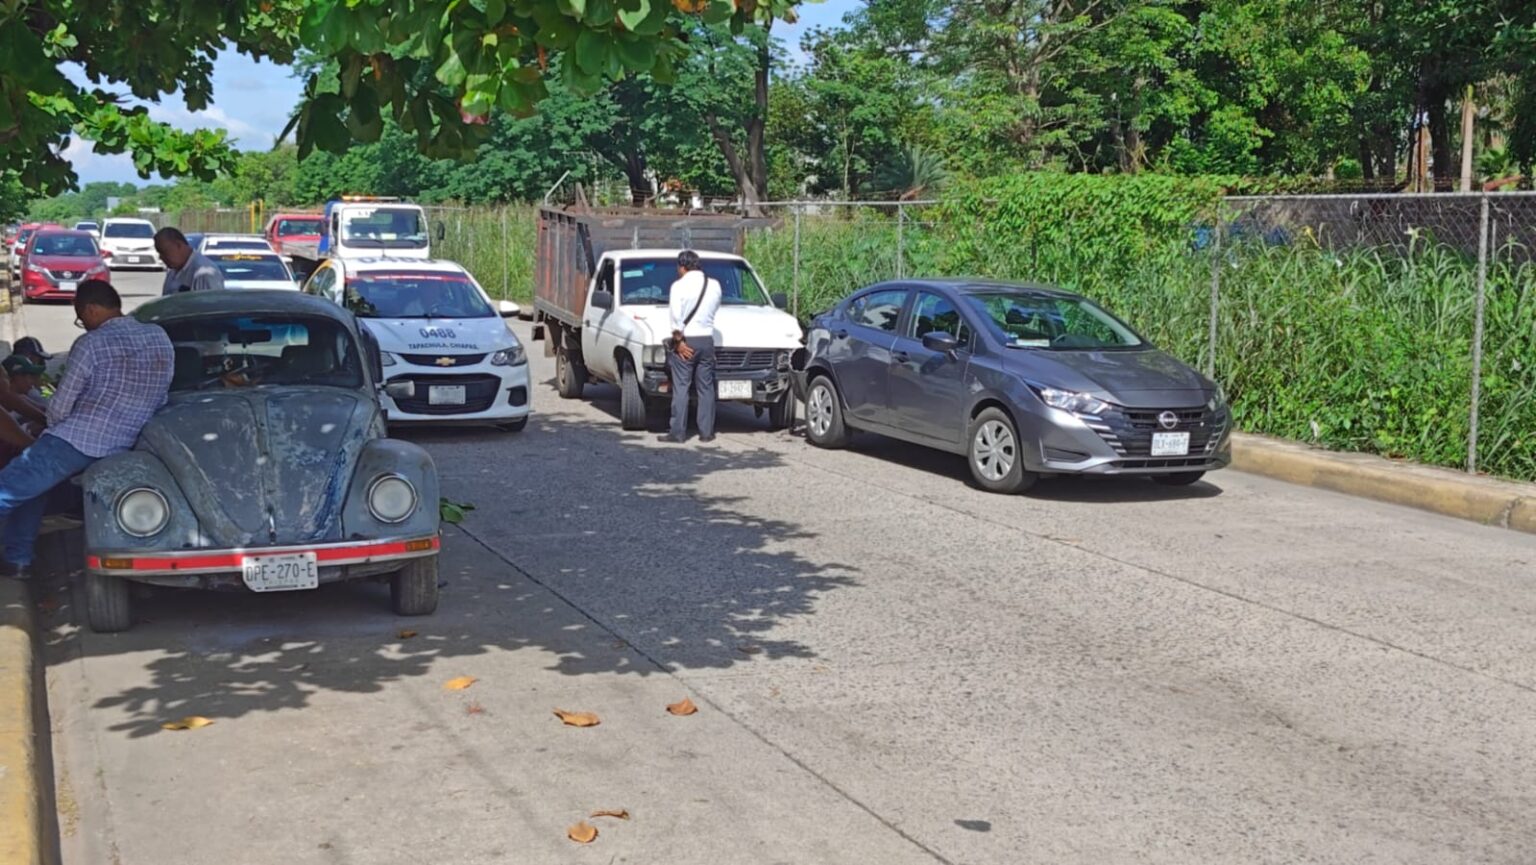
[623,151,650,206]
[1358,136,1377,182]
[706,113,763,216]
[1425,83,1454,189]
[748,21,770,200]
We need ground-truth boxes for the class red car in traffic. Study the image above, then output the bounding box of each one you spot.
[264,212,324,258]
[21,229,111,300]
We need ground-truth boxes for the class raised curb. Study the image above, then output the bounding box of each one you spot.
[0,578,42,865]
[1231,432,1536,534]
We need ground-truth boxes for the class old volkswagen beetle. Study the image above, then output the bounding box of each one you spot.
[81,290,441,632]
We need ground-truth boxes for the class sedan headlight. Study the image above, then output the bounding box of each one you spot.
[380,351,398,367]
[367,474,418,523]
[641,344,668,367]
[1036,386,1111,416]
[86,263,109,278]
[1207,382,1227,412]
[117,488,170,537]
[490,344,526,366]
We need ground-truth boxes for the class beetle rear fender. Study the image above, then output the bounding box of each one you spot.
[82,451,201,552]
[341,438,442,539]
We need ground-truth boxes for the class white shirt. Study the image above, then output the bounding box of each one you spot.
[669,270,722,339]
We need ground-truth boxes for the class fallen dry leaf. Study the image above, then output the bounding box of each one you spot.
[397,629,419,639]
[161,716,215,731]
[466,701,485,716]
[737,645,763,655]
[444,675,478,691]
[666,698,698,716]
[590,809,630,820]
[553,709,601,727]
[567,821,598,844]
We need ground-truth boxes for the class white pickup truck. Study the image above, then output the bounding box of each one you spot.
[533,208,801,431]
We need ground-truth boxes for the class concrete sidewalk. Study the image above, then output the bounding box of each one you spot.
[0,579,43,865]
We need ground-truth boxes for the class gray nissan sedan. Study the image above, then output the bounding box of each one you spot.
[797,280,1231,493]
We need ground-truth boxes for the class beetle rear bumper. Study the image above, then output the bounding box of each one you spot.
[86,535,440,588]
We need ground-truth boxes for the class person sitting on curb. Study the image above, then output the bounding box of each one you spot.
[11,337,54,408]
[0,281,174,580]
[1,355,47,433]
[155,227,225,295]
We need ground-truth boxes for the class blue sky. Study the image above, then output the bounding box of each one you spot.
[68,0,860,187]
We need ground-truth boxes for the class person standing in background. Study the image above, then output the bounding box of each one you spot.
[660,250,722,445]
[155,228,225,295]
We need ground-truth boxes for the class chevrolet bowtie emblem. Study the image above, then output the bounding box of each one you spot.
[434,357,455,367]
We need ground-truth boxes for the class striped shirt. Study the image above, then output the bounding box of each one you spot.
[45,316,174,458]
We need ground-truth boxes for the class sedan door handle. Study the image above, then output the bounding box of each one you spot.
[833,329,848,339]
[892,350,910,363]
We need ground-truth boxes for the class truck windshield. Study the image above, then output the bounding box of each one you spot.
[618,258,770,306]
[344,272,494,319]
[339,208,428,249]
[275,218,322,237]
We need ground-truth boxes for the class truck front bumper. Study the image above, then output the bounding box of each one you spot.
[642,366,791,403]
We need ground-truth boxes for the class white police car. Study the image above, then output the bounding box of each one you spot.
[302,258,531,430]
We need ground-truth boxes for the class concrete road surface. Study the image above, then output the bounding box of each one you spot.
[34,271,1536,864]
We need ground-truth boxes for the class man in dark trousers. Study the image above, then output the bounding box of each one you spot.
[661,250,723,444]
[0,281,173,579]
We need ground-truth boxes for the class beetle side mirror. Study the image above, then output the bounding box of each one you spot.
[384,380,416,400]
[591,289,614,310]
[771,291,788,308]
[922,331,961,356]
[497,300,520,318]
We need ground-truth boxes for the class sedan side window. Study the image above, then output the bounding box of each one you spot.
[909,292,971,347]
[848,289,908,333]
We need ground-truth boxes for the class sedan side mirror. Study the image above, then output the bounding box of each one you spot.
[922,331,961,355]
[771,291,788,308]
[497,300,520,318]
[384,380,416,400]
[591,289,614,310]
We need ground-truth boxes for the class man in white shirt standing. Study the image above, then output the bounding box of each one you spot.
[662,250,723,444]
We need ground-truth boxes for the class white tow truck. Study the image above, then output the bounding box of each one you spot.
[285,196,439,278]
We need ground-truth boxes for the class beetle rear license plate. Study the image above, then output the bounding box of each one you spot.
[241,553,319,592]
[718,380,753,400]
[1150,432,1191,457]
[428,385,466,405]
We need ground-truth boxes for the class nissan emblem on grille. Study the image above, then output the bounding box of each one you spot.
[1158,411,1179,430]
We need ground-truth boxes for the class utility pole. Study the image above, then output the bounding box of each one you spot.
[1460,85,1476,193]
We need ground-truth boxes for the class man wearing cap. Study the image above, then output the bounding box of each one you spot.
[155,227,225,295]
[0,356,47,427]
[0,280,173,579]
[13,336,50,367]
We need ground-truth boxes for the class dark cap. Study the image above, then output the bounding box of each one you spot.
[2,354,46,377]
[13,336,51,360]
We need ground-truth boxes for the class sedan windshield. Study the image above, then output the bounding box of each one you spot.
[965,292,1144,351]
[104,222,155,239]
[31,234,97,256]
[618,258,770,306]
[212,254,292,282]
[205,239,270,251]
[162,315,363,391]
[339,208,428,249]
[344,272,493,319]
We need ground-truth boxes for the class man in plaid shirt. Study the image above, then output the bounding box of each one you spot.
[0,281,173,579]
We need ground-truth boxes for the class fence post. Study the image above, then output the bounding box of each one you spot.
[501,206,509,299]
[1206,211,1222,378]
[1468,193,1491,474]
[792,206,802,320]
[896,203,905,279]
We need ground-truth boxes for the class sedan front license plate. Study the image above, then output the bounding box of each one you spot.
[718,380,753,400]
[1150,431,1191,457]
[241,553,319,592]
[428,384,466,405]
[57,280,76,293]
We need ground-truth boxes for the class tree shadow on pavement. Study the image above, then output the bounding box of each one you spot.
[40,405,858,738]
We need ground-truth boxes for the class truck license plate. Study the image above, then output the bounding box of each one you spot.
[429,385,466,405]
[718,380,753,400]
[241,553,319,592]
[1150,432,1190,457]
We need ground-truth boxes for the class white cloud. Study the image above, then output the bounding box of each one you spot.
[146,103,268,147]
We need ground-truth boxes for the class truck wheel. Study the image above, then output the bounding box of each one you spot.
[85,571,132,633]
[767,395,793,431]
[619,358,648,431]
[391,555,439,616]
[805,376,851,449]
[556,347,585,399]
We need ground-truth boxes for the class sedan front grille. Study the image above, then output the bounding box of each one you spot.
[388,373,502,414]
[715,349,779,371]
[46,269,86,280]
[1080,405,1229,458]
[399,352,487,367]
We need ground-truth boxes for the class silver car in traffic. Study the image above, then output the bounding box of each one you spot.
[797,280,1231,493]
